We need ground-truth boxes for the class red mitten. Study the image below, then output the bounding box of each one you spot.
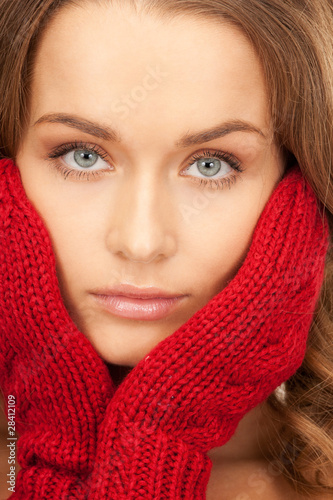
[0,158,115,498]
[87,165,329,499]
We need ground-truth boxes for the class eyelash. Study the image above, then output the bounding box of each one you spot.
[46,141,244,190]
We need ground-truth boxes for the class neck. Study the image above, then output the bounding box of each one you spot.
[208,402,280,463]
[106,363,133,387]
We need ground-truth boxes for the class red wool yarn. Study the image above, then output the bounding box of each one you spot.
[0,158,329,499]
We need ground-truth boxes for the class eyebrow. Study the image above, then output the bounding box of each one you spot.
[34,112,267,147]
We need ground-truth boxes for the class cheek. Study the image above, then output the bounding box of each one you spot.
[40,205,104,297]
[185,214,252,295]
[182,187,268,297]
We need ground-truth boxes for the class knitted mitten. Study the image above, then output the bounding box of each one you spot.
[87,165,329,499]
[0,158,329,499]
[0,158,115,498]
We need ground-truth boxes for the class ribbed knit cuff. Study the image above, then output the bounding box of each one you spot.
[12,466,90,499]
[89,426,212,499]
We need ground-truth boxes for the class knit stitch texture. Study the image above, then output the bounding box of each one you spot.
[0,158,329,499]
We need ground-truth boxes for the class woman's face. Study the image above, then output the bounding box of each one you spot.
[17,2,284,366]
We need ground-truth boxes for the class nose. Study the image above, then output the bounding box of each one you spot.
[106,173,177,264]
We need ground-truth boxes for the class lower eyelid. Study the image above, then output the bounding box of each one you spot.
[47,158,110,181]
[187,173,239,190]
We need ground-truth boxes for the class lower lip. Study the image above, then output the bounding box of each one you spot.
[91,294,186,321]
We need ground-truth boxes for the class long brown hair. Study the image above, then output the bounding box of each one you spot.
[0,0,332,496]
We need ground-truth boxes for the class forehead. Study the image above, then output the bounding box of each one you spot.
[30,3,269,147]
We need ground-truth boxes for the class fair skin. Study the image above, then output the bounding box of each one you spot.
[17,2,284,367]
[2,2,308,498]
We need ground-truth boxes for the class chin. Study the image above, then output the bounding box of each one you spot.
[88,336,148,368]
[81,316,173,368]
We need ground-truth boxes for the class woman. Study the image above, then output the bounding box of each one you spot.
[0,0,332,498]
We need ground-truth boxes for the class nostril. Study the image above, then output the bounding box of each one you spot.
[106,223,177,264]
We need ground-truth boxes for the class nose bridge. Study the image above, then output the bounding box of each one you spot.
[108,169,175,263]
[128,171,160,230]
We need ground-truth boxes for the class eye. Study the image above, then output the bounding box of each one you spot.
[46,141,113,180]
[63,148,109,170]
[180,149,244,190]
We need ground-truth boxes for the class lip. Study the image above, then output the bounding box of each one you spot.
[90,284,187,321]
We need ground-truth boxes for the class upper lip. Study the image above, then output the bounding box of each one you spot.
[91,283,186,299]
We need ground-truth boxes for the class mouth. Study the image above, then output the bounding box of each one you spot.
[90,284,188,321]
